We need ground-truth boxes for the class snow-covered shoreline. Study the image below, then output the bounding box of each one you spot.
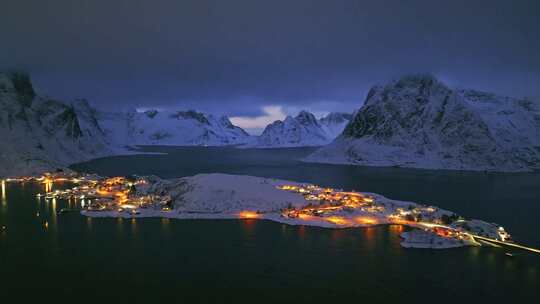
[400,231,477,249]
[74,173,510,250]
[303,139,533,173]
[81,207,472,250]
[82,208,390,229]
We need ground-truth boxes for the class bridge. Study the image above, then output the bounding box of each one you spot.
[469,234,540,254]
[416,221,540,255]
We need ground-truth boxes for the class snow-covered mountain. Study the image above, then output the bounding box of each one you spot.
[252,111,352,147]
[97,109,252,146]
[319,112,353,138]
[0,72,112,177]
[0,71,253,177]
[306,75,540,172]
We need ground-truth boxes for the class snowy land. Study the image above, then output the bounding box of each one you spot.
[306,75,540,172]
[80,173,510,249]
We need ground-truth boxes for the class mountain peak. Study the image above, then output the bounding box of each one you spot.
[362,74,453,110]
[144,109,159,118]
[170,110,210,124]
[253,110,352,148]
[71,98,93,112]
[393,73,438,85]
[295,110,319,126]
[0,70,36,107]
[282,115,296,124]
[310,76,540,172]
[377,74,443,93]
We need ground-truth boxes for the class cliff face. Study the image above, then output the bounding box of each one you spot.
[0,72,112,177]
[0,70,260,177]
[307,75,540,172]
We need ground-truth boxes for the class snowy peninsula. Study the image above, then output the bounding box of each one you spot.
[20,172,509,250]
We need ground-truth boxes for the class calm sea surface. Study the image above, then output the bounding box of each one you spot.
[1,146,539,302]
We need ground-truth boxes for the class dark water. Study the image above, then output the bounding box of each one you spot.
[2,146,539,302]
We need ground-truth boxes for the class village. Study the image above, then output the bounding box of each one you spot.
[2,172,173,215]
[277,183,449,226]
[274,183,512,246]
[2,172,515,250]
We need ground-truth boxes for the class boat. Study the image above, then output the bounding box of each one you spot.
[58,208,80,214]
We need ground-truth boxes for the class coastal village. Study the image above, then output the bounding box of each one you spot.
[275,184,511,247]
[3,172,172,216]
[1,172,521,250]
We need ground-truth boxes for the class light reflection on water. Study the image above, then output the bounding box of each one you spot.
[130,217,137,234]
[529,266,538,280]
[86,216,92,230]
[1,180,6,208]
[51,198,57,221]
[330,228,344,242]
[1,180,6,201]
[161,218,170,236]
[117,217,123,236]
[241,218,256,235]
[1,168,539,300]
[389,224,404,233]
[44,180,52,193]
[297,225,306,239]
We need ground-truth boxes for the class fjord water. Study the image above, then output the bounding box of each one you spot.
[2,147,539,301]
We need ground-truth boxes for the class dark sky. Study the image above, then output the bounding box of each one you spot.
[1,0,539,130]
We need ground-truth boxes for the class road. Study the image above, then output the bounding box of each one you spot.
[416,221,540,254]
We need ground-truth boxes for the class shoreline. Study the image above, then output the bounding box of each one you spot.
[81,209,469,249]
[9,172,514,251]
